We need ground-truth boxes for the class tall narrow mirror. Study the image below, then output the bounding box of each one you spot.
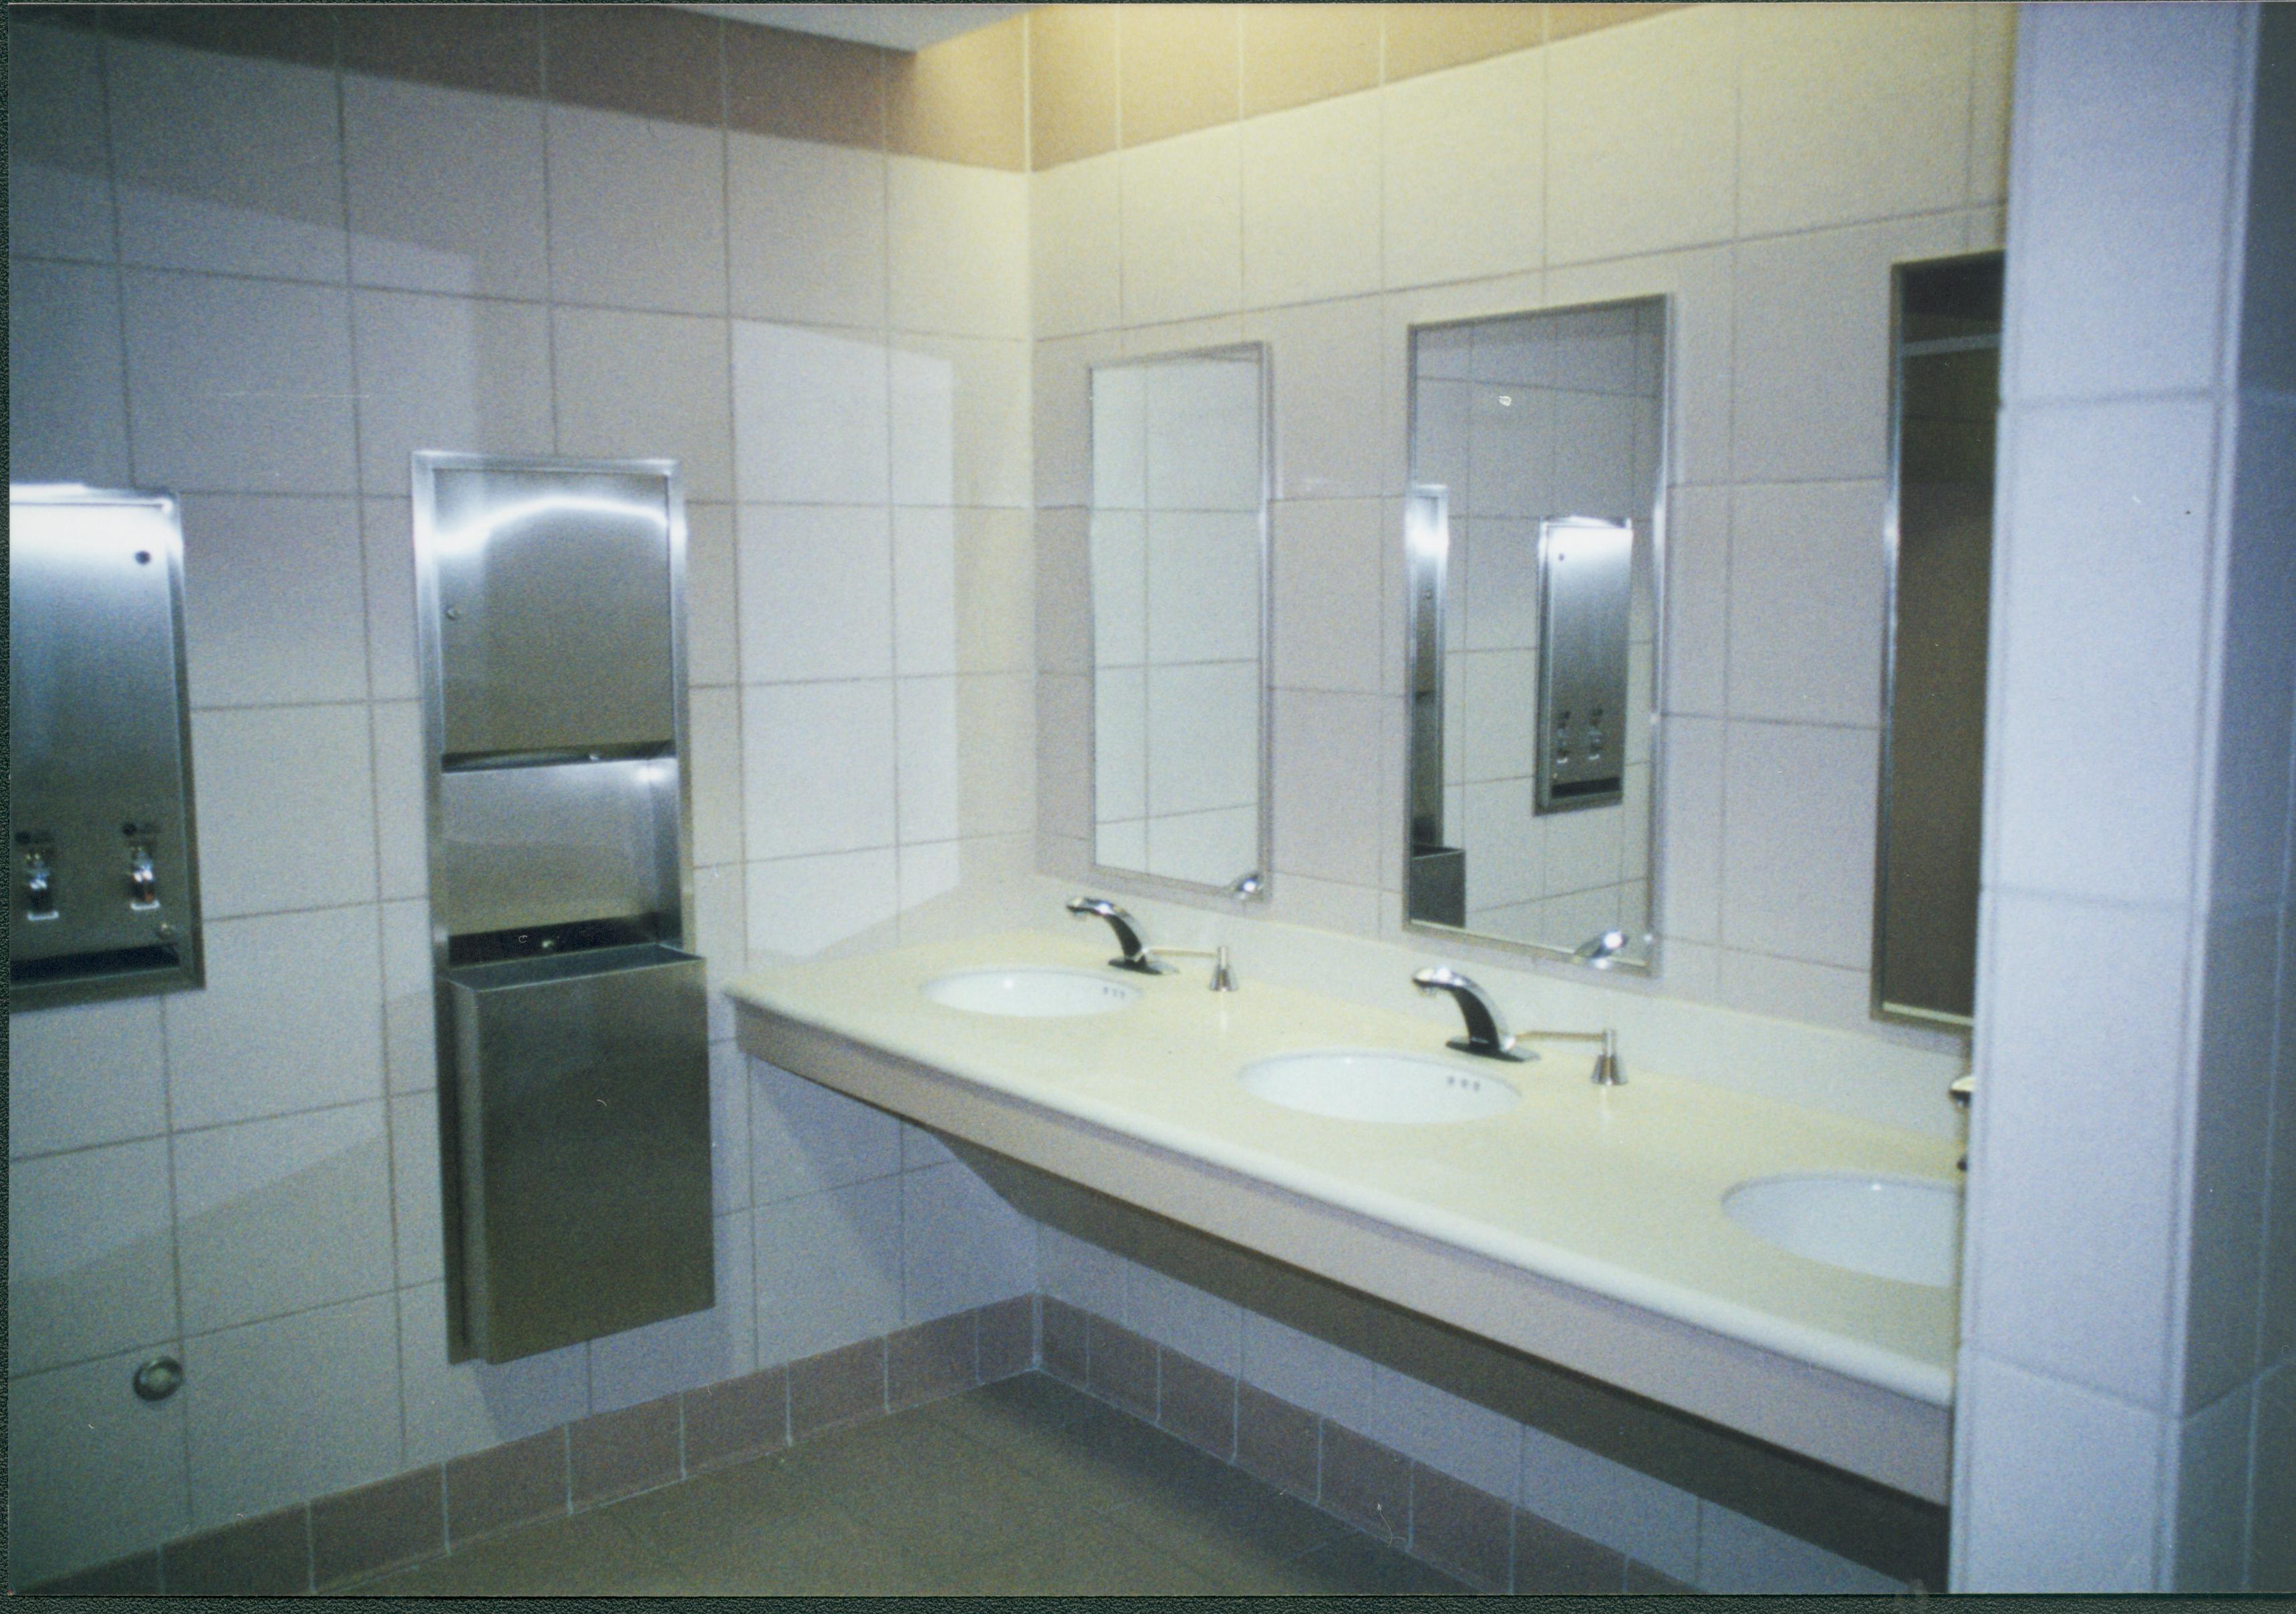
[1403,300,1667,969]
[1874,253,2003,1026]
[1088,346,1271,895]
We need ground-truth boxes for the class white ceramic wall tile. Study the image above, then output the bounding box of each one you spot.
[956,677,1038,842]
[740,679,897,858]
[1519,1422,1701,1583]
[2212,406,2296,899]
[2007,1,2244,402]
[1092,364,1149,510]
[708,1041,751,1213]
[1034,328,1124,508]
[1545,7,1739,265]
[735,502,893,682]
[589,1211,757,1414]
[7,1140,178,1376]
[107,39,345,283]
[889,335,1032,510]
[747,1058,901,1206]
[1241,91,1383,308]
[1126,1267,1243,1375]
[1031,152,1121,339]
[752,1176,903,1365]
[1272,689,1389,886]
[172,1101,394,1334]
[2168,1380,2255,1591]
[1698,1500,1902,1593]
[343,73,549,299]
[122,270,357,494]
[1989,399,2215,908]
[947,508,1035,675]
[1967,5,2017,207]
[728,130,886,330]
[1239,1312,1379,1426]
[895,506,962,676]
[1147,663,1260,818]
[546,104,726,315]
[360,498,420,701]
[733,320,891,504]
[5,1347,192,1587]
[1038,1225,1130,1321]
[6,258,132,485]
[165,905,385,1129]
[7,23,114,263]
[1719,721,1876,969]
[1272,499,1384,693]
[1256,295,1385,501]
[1661,484,1729,717]
[178,494,368,709]
[687,685,745,868]
[380,898,437,1095]
[1548,247,1733,488]
[552,306,734,501]
[7,997,168,1160]
[389,1091,442,1287]
[1120,126,1244,329]
[1364,1367,1520,1500]
[1969,889,2189,1407]
[188,703,377,917]
[1737,3,1973,237]
[351,290,553,494]
[1952,1351,2166,1591]
[686,503,740,687]
[1037,673,1093,841]
[1147,806,1258,887]
[887,156,1027,339]
[692,861,748,1043]
[896,676,961,845]
[1715,949,1874,1037]
[182,1293,403,1529]
[1725,480,1887,726]
[744,846,899,961]
[901,1160,1036,1324]
[398,1280,589,1467]
[1382,49,1542,290]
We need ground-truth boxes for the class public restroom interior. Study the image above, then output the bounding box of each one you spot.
[6,0,2292,1596]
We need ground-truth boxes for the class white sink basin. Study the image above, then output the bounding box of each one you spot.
[1238,1050,1520,1124]
[922,967,1140,1018]
[1723,1173,1963,1288]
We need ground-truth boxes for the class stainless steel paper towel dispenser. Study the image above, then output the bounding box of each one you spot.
[7,484,204,1008]
[413,452,711,1365]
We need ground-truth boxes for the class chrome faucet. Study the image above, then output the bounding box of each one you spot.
[1572,929,1630,966]
[1411,966,1529,1061]
[1066,897,1174,975]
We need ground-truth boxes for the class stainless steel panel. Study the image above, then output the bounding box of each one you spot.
[427,464,675,762]
[1536,518,1634,814]
[7,486,203,1006]
[443,944,712,1364]
[1405,487,1449,849]
[437,758,680,940]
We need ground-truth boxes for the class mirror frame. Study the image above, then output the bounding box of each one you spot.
[1395,297,1673,976]
[1084,341,1276,905]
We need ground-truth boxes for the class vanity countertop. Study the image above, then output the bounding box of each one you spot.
[727,930,1959,1413]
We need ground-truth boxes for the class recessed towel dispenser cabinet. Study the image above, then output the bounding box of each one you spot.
[8,484,204,1008]
[1536,517,1634,814]
[414,452,711,1365]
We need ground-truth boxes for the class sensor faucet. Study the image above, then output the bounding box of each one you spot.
[1411,966,1529,1061]
[1066,897,1175,975]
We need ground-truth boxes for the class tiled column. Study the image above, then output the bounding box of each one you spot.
[1953,2,2295,1591]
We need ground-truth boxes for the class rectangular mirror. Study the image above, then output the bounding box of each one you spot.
[1874,253,2003,1026]
[1088,346,1271,897]
[1403,300,1667,969]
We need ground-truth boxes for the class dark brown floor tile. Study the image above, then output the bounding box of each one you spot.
[1085,1315,1157,1417]
[569,1395,682,1507]
[1409,1464,1511,1591]
[812,1412,1089,1570]
[1320,1422,1411,1545]
[962,1512,1220,1595]
[541,3,723,128]
[682,1364,787,1472]
[336,4,540,96]
[788,1337,886,1442]
[1624,1555,1696,1593]
[160,1504,310,1596]
[1157,1348,1236,1460]
[1272,1529,1473,1595]
[445,1428,567,1545]
[976,1293,1036,1380]
[1519,1506,1630,1592]
[1235,1381,1319,1500]
[1040,1297,1088,1385]
[26,1551,160,1595]
[311,1466,444,1589]
[345,1506,677,1597]
[1105,1429,1346,1582]
[887,1311,976,1410]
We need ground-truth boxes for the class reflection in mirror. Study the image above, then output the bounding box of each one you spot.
[1875,253,2003,1026]
[1088,347,1270,894]
[1404,301,1665,968]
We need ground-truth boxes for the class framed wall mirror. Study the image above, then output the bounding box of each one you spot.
[1087,345,1272,897]
[1403,299,1667,971]
[1873,253,2003,1027]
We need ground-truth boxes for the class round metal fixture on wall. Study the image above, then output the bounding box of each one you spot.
[131,1355,184,1402]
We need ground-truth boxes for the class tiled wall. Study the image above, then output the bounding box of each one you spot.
[1032,1,2016,1040]
[5,7,1036,1587]
[1953,2,2295,1591]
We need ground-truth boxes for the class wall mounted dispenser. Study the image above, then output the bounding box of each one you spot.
[1535,517,1634,814]
[7,484,204,1009]
[414,452,712,1365]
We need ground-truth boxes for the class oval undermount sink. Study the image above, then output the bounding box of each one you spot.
[1238,1050,1520,1124]
[921,967,1140,1018]
[1723,1173,1963,1288]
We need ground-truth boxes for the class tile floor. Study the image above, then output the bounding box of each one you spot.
[338,1374,1468,1596]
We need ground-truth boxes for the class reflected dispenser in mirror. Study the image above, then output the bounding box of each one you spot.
[414,452,711,1365]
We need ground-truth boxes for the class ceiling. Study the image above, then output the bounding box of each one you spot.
[676,5,1033,53]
